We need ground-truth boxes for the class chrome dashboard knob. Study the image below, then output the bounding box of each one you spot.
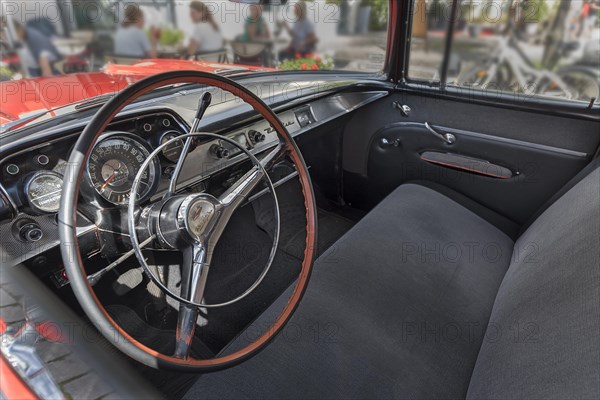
[248,130,266,145]
[13,218,43,242]
[210,144,230,159]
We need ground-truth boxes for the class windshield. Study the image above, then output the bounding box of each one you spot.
[0,0,390,128]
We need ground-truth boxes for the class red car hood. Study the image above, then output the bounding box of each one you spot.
[0,59,272,125]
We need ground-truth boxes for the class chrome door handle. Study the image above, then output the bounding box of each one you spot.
[380,137,401,148]
[424,122,456,145]
[392,102,411,117]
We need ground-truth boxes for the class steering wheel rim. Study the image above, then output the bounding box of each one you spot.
[58,71,318,372]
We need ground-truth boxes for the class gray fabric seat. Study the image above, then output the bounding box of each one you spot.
[185,167,600,400]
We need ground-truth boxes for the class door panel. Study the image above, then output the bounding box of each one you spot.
[342,93,599,225]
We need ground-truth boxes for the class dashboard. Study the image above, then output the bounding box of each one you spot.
[0,80,388,286]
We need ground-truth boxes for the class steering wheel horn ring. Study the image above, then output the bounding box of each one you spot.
[128,131,281,310]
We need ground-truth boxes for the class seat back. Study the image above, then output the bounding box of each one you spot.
[467,166,600,399]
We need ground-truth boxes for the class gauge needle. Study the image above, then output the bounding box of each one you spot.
[100,172,117,191]
[100,162,122,191]
[30,190,62,200]
[193,207,202,220]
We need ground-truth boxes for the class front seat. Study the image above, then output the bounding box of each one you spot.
[186,162,600,400]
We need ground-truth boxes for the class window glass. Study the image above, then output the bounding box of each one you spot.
[409,0,600,102]
[0,0,389,82]
[408,0,452,82]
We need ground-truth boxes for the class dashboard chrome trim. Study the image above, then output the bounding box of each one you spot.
[1,215,99,268]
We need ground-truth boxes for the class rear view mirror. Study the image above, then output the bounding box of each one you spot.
[229,0,288,4]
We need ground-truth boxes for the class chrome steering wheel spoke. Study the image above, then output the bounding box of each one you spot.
[219,165,265,210]
[260,141,289,171]
[174,244,210,359]
[217,142,288,209]
[180,245,210,305]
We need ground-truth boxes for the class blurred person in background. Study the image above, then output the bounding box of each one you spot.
[187,1,223,57]
[240,4,270,42]
[114,4,157,58]
[586,0,600,36]
[567,0,599,40]
[577,1,592,37]
[278,0,318,60]
[11,19,63,77]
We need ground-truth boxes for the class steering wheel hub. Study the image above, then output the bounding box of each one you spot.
[177,195,218,243]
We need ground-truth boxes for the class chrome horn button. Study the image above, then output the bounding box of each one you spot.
[176,194,220,244]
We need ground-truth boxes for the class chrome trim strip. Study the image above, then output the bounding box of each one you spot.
[439,125,588,158]
[146,91,387,198]
[373,122,588,158]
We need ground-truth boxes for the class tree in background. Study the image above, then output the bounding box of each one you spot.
[542,0,571,69]
[362,0,389,31]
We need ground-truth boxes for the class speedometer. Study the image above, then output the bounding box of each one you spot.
[87,133,160,205]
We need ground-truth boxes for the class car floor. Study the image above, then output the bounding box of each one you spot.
[101,178,361,398]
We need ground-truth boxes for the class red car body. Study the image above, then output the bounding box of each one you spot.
[0,59,272,125]
[0,317,37,400]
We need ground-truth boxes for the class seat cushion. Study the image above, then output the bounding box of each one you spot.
[467,167,600,400]
[186,183,514,399]
[409,180,521,240]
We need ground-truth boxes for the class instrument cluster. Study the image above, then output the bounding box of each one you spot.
[0,108,278,220]
[0,112,190,217]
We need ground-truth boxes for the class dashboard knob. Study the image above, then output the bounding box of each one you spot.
[248,130,265,144]
[210,144,230,159]
[13,218,43,242]
[35,154,50,166]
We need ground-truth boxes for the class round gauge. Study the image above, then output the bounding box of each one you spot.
[25,171,63,214]
[87,134,160,206]
[159,131,184,163]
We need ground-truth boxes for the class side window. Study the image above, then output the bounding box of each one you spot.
[408,0,452,83]
[408,0,600,103]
